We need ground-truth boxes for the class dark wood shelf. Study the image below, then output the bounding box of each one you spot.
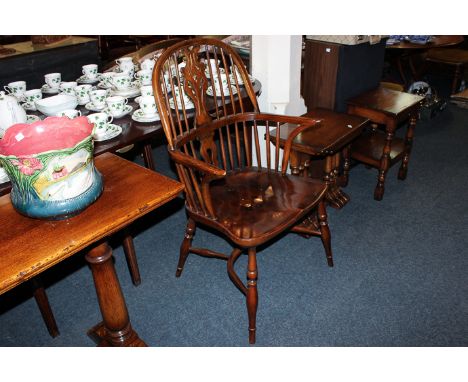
[351,130,405,168]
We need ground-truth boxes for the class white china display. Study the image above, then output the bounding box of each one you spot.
[111,73,133,91]
[58,81,78,95]
[169,86,195,109]
[206,84,238,97]
[98,72,115,88]
[229,72,255,86]
[132,96,160,123]
[26,115,41,123]
[44,73,61,89]
[105,96,129,117]
[55,109,81,119]
[74,84,94,105]
[82,64,98,79]
[104,104,133,119]
[115,57,134,72]
[87,112,121,142]
[0,91,27,137]
[84,102,106,112]
[131,108,160,123]
[4,80,27,100]
[21,89,42,111]
[41,84,60,94]
[135,70,152,86]
[89,89,108,109]
[35,94,78,116]
[140,58,155,72]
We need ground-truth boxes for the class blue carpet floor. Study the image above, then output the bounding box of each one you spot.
[1,102,467,347]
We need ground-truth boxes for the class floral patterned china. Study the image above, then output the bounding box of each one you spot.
[91,123,122,142]
[104,104,133,119]
[84,102,106,112]
[0,116,103,219]
[26,115,41,124]
[41,84,60,94]
[131,108,161,123]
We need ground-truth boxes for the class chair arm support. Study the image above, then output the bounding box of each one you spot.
[169,149,226,178]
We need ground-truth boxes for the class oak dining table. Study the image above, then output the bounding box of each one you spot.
[0,153,184,346]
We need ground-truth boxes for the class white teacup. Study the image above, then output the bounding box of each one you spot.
[135,70,152,86]
[44,73,61,89]
[204,59,224,78]
[59,81,78,95]
[121,67,135,79]
[82,64,98,79]
[74,84,94,104]
[99,72,115,88]
[106,96,128,116]
[22,89,42,105]
[140,58,155,72]
[90,89,108,108]
[116,57,134,72]
[212,73,230,94]
[138,95,157,115]
[4,81,27,100]
[87,112,114,138]
[56,109,81,119]
[111,73,133,90]
[140,85,154,97]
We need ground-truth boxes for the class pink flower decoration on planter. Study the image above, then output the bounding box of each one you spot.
[11,157,43,176]
[52,166,69,180]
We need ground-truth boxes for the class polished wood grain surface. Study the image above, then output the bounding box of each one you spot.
[347,86,424,118]
[0,153,184,294]
[271,108,368,155]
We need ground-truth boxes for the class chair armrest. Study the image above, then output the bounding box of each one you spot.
[169,149,226,178]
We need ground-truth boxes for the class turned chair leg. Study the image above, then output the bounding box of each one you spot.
[176,218,196,277]
[246,248,258,345]
[374,121,396,201]
[31,277,60,338]
[318,200,333,267]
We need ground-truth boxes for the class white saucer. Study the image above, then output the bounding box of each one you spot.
[26,115,41,124]
[0,167,9,184]
[77,75,100,84]
[105,105,133,119]
[205,67,226,79]
[22,102,37,111]
[229,73,255,86]
[41,84,60,94]
[98,82,112,89]
[93,124,122,142]
[206,85,238,97]
[110,84,141,98]
[131,108,161,123]
[85,102,106,112]
[169,98,195,110]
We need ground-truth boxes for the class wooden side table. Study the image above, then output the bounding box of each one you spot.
[271,108,368,209]
[0,153,184,346]
[347,87,423,201]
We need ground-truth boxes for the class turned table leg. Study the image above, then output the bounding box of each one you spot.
[375,120,396,201]
[142,143,156,171]
[85,242,146,347]
[398,112,417,181]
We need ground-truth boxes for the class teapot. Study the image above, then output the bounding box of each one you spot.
[0,91,27,138]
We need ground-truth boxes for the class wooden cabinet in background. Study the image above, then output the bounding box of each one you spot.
[302,38,386,113]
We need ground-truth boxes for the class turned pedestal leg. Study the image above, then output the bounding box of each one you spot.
[374,120,396,201]
[398,113,417,181]
[86,242,146,347]
[246,248,258,345]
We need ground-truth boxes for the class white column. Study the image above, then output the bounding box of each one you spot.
[250,35,306,170]
[251,35,306,116]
